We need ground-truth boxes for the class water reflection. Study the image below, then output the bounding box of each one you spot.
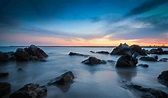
[116,68,137,81]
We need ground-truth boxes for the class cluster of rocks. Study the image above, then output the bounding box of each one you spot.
[0,45,48,63]
[150,48,168,54]
[140,56,158,62]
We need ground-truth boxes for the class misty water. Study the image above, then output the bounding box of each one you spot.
[0,47,168,98]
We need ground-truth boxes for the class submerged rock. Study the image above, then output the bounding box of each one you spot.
[138,64,149,68]
[10,83,47,98]
[0,72,9,78]
[150,48,168,54]
[159,58,168,62]
[157,70,168,87]
[115,52,138,68]
[96,51,109,54]
[0,82,11,97]
[140,56,158,61]
[81,57,106,65]
[69,52,89,57]
[90,51,95,53]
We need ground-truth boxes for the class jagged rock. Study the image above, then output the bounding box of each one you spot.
[81,57,106,65]
[14,48,30,61]
[0,72,9,78]
[69,52,89,57]
[138,64,149,68]
[10,83,47,98]
[111,43,129,55]
[159,58,168,62]
[150,48,168,54]
[48,71,74,85]
[96,51,109,54]
[115,52,138,68]
[157,70,168,87]
[0,82,11,97]
[0,51,9,63]
[129,45,147,56]
[140,56,158,61]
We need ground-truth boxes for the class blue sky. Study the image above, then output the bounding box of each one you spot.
[0,0,168,46]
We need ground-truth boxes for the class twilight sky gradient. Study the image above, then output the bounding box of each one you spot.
[0,0,168,46]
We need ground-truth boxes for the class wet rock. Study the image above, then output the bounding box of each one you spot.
[115,52,138,68]
[14,48,30,61]
[69,52,89,57]
[159,58,168,62]
[6,52,15,61]
[107,60,115,62]
[0,72,9,78]
[0,51,9,63]
[90,51,95,53]
[96,51,109,54]
[150,48,168,54]
[81,57,106,65]
[48,71,74,85]
[140,56,158,62]
[111,43,129,55]
[129,45,147,56]
[0,82,11,97]
[138,64,149,68]
[157,70,168,87]
[10,83,47,98]
[17,68,23,71]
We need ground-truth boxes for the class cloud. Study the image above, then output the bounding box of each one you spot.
[125,0,168,17]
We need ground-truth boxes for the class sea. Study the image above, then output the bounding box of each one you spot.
[0,46,168,98]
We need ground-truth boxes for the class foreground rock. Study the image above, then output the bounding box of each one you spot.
[96,51,109,54]
[123,82,168,98]
[150,48,168,54]
[140,56,158,61]
[115,52,138,68]
[157,70,168,87]
[81,57,106,65]
[110,43,147,56]
[69,52,89,57]
[138,64,149,68]
[0,51,9,63]
[0,72,9,78]
[10,83,47,98]
[0,82,11,97]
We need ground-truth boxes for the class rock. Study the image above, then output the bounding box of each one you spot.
[69,52,89,57]
[0,51,9,63]
[48,71,74,85]
[90,51,95,53]
[107,60,115,62]
[81,57,106,65]
[0,72,9,78]
[124,83,168,98]
[10,83,47,98]
[157,70,168,87]
[14,48,30,61]
[0,82,11,97]
[138,64,149,68]
[96,51,109,54]
[6,52,15,61]
[150,48,168,54]
[115,52,138,68]
[129,45,147,56]
[140,56,158,61]
[17,68,23,71]
[111,43,129,55]
[159,58,168,62]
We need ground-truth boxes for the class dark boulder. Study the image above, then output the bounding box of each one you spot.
[90,51,95,53]
[48,71,74,85]
[150,48,168,54]
[14,48,30,61]
[0,72,9,78]
[96,51,109,54]
[140,56,158,62]
[10,83,47,98]
[159,58,168,62]
[110,43,129,55]
[69,52,89,57]
[138,64,149,68]
[157,70,168,87]
[129,45,147,56]
[115,52,138,68]
[0,51,9,63]
[81,57,106,65]
[0,82,11,97]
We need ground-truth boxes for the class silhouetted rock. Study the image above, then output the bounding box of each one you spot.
[10,83,47,98]
[129,45,147,56]
[157,70,168,87]
[81,57,106,65]
[0,51,9,63]
[150,48,168,54]
[0,72,9,78]
[15,48,30,61]
[116,52,138,68]
[6,52,15,61]
[48,71,74,85]
[17,68,23,71]
[90,51,95,53]
[140,56,158,61]
[159,58,168,62]
[69,52,89,57]
[0,82,11,97]
[111,43,129,55]
[138,64,149,68]
[96,51,109,54]
[107,60,115,62]
[124,83,168,98]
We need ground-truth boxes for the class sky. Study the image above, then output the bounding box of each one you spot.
[0,0,168,46]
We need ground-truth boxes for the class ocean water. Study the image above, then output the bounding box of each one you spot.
[0,46,168,98]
